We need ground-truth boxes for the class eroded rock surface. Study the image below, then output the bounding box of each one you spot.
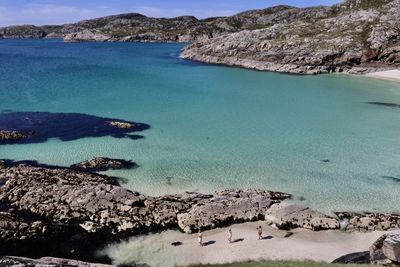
[0,129,26,143]
[0,162,290,260]
[182,0,400,74]
[369,231,400,265]
[70,157,136,172]
[177,189,289,233]
[0,256,114,267]
[336,212,400,232]
[334,231,400,266]
[265,203,340,230]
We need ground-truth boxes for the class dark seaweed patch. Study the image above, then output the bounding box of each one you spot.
[367,102,400,108]
[0,112,150,145]
[381,176,400,183]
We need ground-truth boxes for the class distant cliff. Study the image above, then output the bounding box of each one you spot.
[1,0,399,74]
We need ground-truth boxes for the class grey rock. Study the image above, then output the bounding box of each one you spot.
[334,231,400,266]
[369,231,400,266]
[0,162,291,258]
[0,129,26,143]
[177,189,289,233]
[181,0,400,74]
[64,29,111,42]
[70,157,136,172]
[0,25,46,39]
[383,231,400,262]
[0,256,114,267]
[332,251,370,264]
[265,203,339,230]
[336,212,400,232]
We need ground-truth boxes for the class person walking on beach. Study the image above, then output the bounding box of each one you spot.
[227,228,232,244]
[257,225,263,240]
[198,230,203,246]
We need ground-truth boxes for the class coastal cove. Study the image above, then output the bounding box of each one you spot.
[1,39,400,216]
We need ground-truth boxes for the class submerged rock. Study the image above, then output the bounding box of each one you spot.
[70,157,136,172]
[265,203,340,231]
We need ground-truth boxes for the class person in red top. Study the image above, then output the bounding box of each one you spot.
[257,225,263,240]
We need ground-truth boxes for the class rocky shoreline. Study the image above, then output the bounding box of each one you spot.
[1,0,399,75]
[181,0,400,75]
[1,159,400,265]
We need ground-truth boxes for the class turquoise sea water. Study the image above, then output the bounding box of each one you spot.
[1,39,400,214]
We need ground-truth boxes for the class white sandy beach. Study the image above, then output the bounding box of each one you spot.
[366,69,400,83]
[103,222,386,267]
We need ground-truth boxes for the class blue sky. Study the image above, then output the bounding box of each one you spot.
[0,0,342,27]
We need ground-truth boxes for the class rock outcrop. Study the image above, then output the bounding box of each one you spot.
[0,161,290,260]
[0,25,46,39]
[0,129,27,143]
[265,203,340,231]
[70,157,136,172]
[0,256,114,267]
[1,160,399,262]
[1,1,399,74]
[335,231,400,266]
[107,121,135,129]
[177,189,289,233]
[181,0,400,74]
[371,231,400,264]
[336,212,400,232]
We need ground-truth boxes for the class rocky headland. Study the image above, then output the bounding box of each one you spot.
[181,0,400,74]
[1,160,400,265]
[1,0,399,74]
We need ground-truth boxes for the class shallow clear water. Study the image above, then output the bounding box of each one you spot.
[1,39,400,214]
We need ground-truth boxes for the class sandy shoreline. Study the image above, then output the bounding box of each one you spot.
[103,222,385,267]
[365,69,400,83]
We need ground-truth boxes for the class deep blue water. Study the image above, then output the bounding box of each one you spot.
[1,39,400,214]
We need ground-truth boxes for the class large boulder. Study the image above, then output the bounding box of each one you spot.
[369,231,400,265]
[265,203,339,231]
[383,231,400,263]
[177,189,290,233]
[333,231,400,266]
